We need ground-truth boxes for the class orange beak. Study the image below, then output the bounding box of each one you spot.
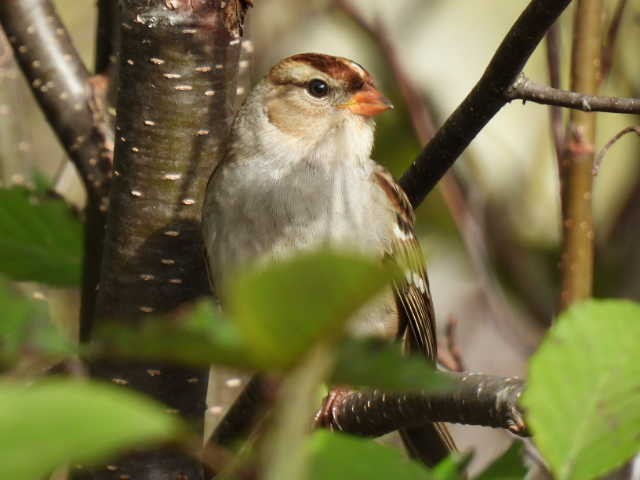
[340,84,393,117]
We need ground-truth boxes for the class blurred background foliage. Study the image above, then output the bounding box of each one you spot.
[1,0,640,476]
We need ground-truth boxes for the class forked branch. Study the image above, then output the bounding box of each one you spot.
[0,0,113,202]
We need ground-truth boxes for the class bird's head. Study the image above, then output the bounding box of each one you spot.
[262,53,391,144]
[230,53,392,164]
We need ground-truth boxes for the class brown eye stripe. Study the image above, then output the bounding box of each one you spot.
[270,53,373,92]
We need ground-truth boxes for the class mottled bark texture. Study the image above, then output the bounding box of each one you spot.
[399,0,572,209]
[318,373,527,438]
[86,1,250,479]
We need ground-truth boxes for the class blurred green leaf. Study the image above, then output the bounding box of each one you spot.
[31,171,53,195]
[332,339,451,392]
[0,280,40,357]
[475,442,525,480]
[307,431,435,480]
[523,300,640,480]
[432,451,473,480]
[228,250,394,369]
[0,187,83,286]
[95,300,256,369]
[0,378,182,480]
[0,280,73,364]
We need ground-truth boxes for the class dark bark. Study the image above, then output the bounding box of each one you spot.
[95,0,120,76]
[87,1,250,479]
[318,373,527,437]
[399,0,573,208]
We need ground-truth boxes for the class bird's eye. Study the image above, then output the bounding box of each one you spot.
[307,79,329,98]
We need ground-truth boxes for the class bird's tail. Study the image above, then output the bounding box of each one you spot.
[400,421,456,467]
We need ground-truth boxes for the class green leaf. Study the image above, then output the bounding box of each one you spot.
[0,187,83,286]
[475,442,526,480]
[307,431,435,480]
[0,378,182,480]
[228,250,394,369]
[0,280,41,358]
[0,280,73,364]
[95,300,256,369]
[332,339,451,392]
[432,452,473,480]
[31,170,53,195]
[523,299,640,480]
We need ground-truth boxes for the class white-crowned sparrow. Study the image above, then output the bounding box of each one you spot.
[202,53,455,465]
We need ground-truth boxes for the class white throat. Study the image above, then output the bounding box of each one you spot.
[230,83,376,173]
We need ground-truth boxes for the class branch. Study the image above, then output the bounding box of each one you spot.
[399,0,572,208]
[95,0,119,76]
[506,74,640,114]
[601,0,627,81]
[559,0,603,309]
[593,125,640,175]
[0,0,112,201]
[317,373,527,437]
[0,0,116,343]
[545,21,565,161]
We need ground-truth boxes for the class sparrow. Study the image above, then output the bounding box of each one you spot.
[202,53,455,466]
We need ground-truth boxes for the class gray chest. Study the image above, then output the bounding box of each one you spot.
[202,156,398,339]
[204,157,394,285]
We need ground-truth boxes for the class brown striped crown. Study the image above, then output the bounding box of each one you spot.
[268,53,374,92]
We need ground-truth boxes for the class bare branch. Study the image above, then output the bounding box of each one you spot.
[545,21,566,162]
[601,0,628,81]
[317,373,527,437]
[559,0,603,309]
[334,0,436,141]
[399,0,572,208]
[592,125,640,176]
[506,74,640,114]
[0,0,113,201]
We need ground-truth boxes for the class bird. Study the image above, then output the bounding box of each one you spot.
[201,52,455,466]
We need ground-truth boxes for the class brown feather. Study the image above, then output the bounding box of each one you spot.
[373,166,457,465]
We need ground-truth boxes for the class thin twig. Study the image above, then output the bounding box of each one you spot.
[592,126,640,176]
[506,74,640,114]
[545,21,565,162]
[399,0,572,208]
[334,0,436,141]
[601,0,628,81]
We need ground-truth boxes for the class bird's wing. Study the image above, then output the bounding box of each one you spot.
[371,166,436,360]
[372,165,457,465]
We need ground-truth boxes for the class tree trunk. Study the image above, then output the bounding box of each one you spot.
[85,1,250,479]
